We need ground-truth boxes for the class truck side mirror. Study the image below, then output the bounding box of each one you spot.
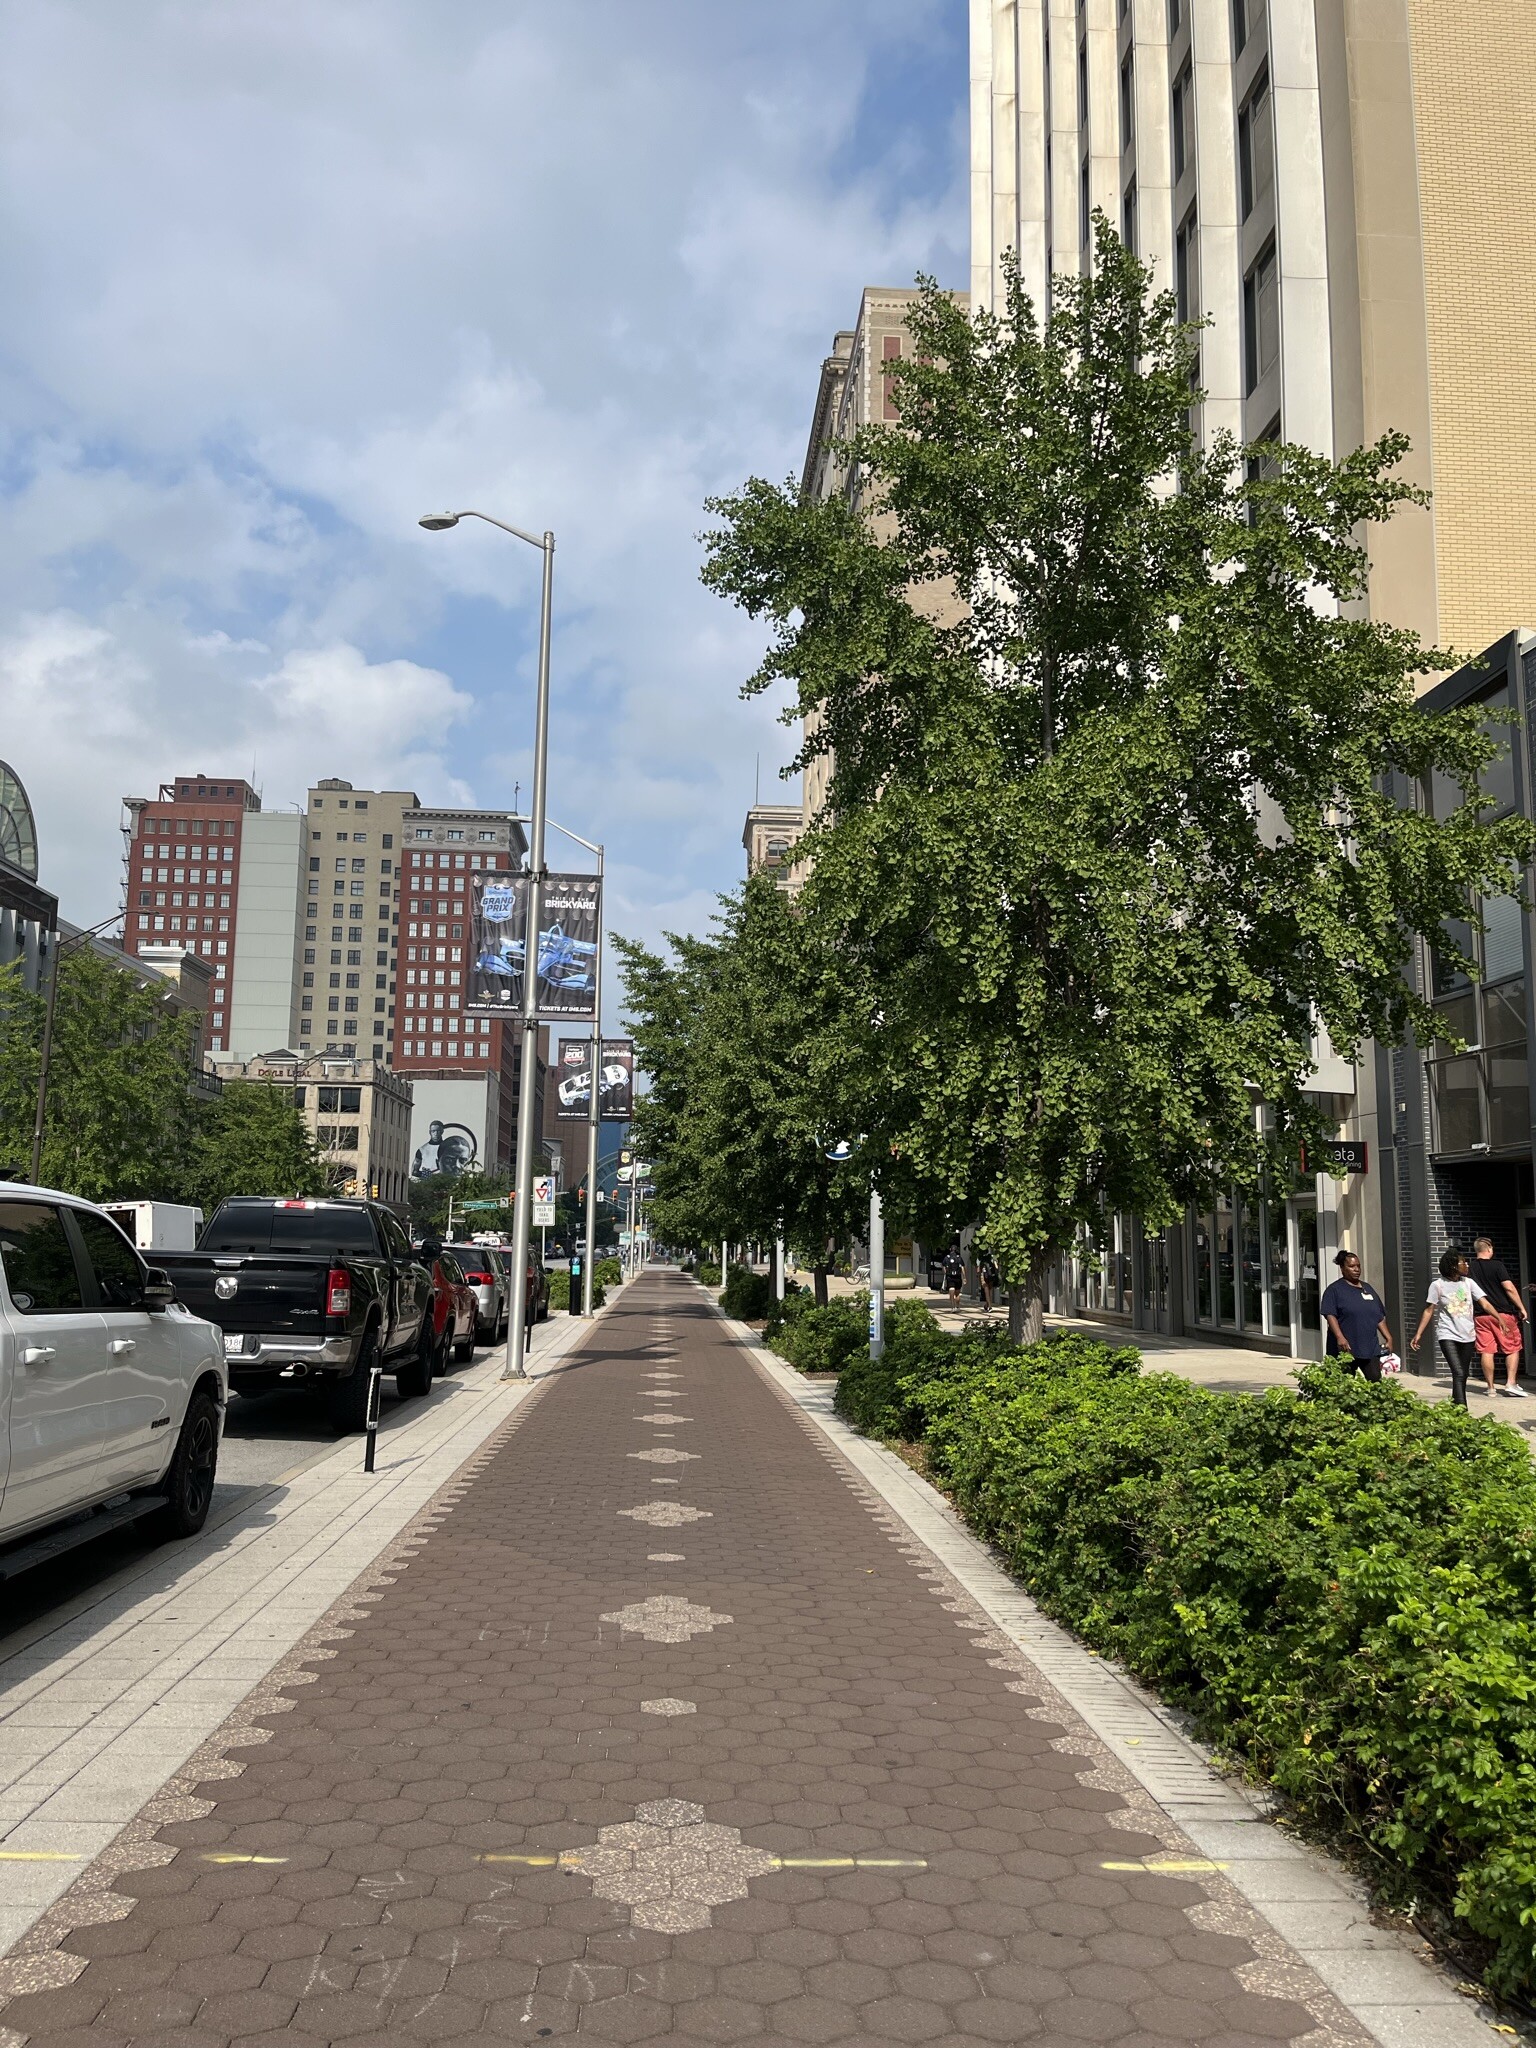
[141,1267,177,1311]
[419,1239,442,1260]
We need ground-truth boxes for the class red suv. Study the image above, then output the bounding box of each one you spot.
[420,1244,478,1371]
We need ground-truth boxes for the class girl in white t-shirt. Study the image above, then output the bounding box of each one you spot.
[1409,1246,1488,1409]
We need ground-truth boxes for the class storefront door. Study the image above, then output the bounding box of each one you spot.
[1290,1199,1324,1360]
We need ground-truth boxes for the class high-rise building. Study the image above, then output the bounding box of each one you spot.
[969,0,1536,653]
[799,288,968,837]
[297,779,420,1065]
[121,774,262,1054]
[212,1051,414,1210]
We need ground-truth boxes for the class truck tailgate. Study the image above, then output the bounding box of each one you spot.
[157,1255,333,1337]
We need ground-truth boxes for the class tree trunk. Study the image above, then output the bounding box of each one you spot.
[1007,1258,1050,1347]
[813,1265,829,1308]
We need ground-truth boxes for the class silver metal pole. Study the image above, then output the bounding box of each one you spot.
[583,844,603,1315]
[29,931,61,1184]
[868,1185,885,1360]
[504,532,555,1381]
[774,1235,785,1301]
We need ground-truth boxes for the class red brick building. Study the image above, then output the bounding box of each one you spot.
[121,775,260,1055]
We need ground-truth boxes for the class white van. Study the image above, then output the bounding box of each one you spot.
[0,1183,227,1565]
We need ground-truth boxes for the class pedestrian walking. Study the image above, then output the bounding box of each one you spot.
[943,1243,965,1309]
[1468,1235,1528,1397]
[1319,1250,1394,1382]
[978,1251,1000,1312]
[1409,1246,1489,1408]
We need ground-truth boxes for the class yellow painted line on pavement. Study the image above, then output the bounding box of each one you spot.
[1102,1858,1229,1873]
[0,1852,83,1862]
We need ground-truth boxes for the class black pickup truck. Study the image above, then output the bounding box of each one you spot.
[158,1198,435,1430]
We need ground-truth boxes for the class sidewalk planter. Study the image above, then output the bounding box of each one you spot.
[834,1323,1536,2001]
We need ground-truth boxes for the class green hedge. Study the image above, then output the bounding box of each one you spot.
[695,1262,721,1288]
[834,1325,1536,1998]
[720,1265,773,1320]
[765,1290,869,1374]
[546,1269,605,1312]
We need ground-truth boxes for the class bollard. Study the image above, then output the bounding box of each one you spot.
[362,1364,384,1472]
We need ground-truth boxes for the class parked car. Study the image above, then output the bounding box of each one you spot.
[158,1198,434,1430]
[422,1245,478,1364]
[0,1184,227,1573]
[445,1244,507,1341]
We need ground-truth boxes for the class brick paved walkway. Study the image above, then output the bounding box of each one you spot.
[1,1273,1361,2047]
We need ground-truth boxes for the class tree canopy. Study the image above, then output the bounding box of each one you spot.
[0,950,325,1216]
[615,876,867,1291]
[696,221,1532,1331]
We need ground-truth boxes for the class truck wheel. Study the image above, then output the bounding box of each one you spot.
[148,1388,221,1540]
[325,1339,377,1433]
[396,1323,434,1400]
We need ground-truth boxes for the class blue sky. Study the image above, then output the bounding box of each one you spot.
[0,1,968,1014]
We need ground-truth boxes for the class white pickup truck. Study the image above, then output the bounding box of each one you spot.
[0,1183,227,1577]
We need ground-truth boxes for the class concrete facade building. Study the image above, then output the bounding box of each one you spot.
[213,1051,414,1210]
[969,0,1536,655]
[742,803,804,883]
[300,779,419,1065]
[969,0,1536,1357]
[799,288,968,836]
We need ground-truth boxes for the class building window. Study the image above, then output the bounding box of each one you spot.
[1243,243,1279,394]
[1171,61,1193,182]
[383,834,393,848]
[446,829,463,842]
[1119,53,1134,150]
[1238,72,1273,221]
[478,830,495,842]
[351,857,365,871]
[301,996,313,1011]
[1122,178,1137,255]
[1079,157,1090,249]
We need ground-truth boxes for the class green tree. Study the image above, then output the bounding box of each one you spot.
[406,1170,512,1243]
[0,950,201,1199]
[181,1080,327,1216]
[703,221,1533,1337]
[616,876,865,1302]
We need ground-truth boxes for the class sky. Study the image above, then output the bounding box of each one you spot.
[0,0,969,1017]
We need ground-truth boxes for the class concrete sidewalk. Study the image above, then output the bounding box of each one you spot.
[0,1301,603,1969]
[0,1269,1496,2047]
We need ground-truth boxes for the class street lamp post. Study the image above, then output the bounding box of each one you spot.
[420,509,554,1381]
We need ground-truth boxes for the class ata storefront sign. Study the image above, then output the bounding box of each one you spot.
[1300,1139,1369,1176]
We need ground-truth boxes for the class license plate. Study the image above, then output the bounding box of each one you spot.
[223,1333,251,1356]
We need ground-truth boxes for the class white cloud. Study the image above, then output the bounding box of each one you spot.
[0,0,966,959]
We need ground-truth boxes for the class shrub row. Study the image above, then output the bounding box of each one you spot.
[720,1265,773,1321]
[832,1317,1536,1998]
[546,1268,606,1312]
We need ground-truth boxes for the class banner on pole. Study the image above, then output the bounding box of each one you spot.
[555,1036,634,1121]
[466,871,601,1018]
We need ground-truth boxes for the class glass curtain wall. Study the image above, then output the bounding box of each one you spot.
[1189,1188,1292,1341]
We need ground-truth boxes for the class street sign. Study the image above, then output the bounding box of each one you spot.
[532,1174,557,1226]
[459,1199,507,1212]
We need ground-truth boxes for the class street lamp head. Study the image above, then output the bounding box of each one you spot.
[418,512,459,531]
